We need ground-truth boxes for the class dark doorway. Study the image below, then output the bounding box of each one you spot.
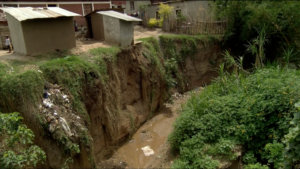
[87,17,93,38]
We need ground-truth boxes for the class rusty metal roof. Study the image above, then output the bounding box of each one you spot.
[97,11,142,22]
[0,7,81,21]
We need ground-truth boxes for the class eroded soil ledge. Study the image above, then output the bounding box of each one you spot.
[0,35,222,168]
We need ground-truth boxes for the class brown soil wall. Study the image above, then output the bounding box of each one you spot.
[0,37,222,168]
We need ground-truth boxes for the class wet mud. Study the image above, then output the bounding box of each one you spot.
[113,89,202,168]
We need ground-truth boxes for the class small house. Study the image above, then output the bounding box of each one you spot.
[1,7,81,55]
[86,10,141,47]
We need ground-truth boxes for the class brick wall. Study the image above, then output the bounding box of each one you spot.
[19,4,47,7]
[111,1,126,6]
[59,4,86,27]
[94,4,110,10]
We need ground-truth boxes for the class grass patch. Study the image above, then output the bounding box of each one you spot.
[138,37,166,108]
[40,56,106,119]
[90,47,121,62]
[139,37,164,74]
[169,67,300,168]
[0,70,44,113]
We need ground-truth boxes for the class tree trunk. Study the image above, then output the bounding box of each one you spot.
[142,13,148,27]
[163,15,170,32]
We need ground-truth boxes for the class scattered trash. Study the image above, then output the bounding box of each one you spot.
[43,98,53,108]
[172,92,182,99]
[38,70,42,73]
[60,117,73,137]
[141,146,154,156]
[44,90,49,98]
[39,83,85,141]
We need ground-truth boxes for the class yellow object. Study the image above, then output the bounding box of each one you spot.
[148,18,157,28]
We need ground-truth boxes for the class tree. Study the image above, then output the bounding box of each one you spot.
[139,3,149,27]
[158,3,174,31]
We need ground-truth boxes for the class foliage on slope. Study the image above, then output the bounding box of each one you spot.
[159,35,221,91]
[0,112,46,168]
[169,67,300,168]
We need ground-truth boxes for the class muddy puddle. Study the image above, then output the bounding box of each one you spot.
[112,89,202,168]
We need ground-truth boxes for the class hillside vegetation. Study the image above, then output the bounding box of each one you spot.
[169,65,300,168]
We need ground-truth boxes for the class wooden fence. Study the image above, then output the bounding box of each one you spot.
[169,20,227,35]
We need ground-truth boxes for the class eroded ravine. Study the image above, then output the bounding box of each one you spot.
[112,89,202,168]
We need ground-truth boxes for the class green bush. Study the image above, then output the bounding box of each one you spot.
[244,163,269,169]
[169,67,300,168]
[0,70,44,113]
[0,112,46,168]
[283,102,300,168]
[148,18,157,28]
[158,18,163,28]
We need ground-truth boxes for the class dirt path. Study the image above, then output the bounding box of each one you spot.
[134,26,170,40]
[0,26,168,62]
[110,89,202,168]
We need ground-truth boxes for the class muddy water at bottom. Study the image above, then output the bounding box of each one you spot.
[114,90,201,168]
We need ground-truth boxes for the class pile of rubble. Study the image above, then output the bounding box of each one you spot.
[39,83,86,139]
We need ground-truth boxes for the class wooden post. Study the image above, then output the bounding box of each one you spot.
[205,21,207,34]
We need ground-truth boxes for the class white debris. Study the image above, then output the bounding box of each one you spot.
[43,98,53,108]
[59,117,73,137]
[62,95,67,99]
[38,70,43,73]
[141,146,154,156]
[76,116,80,119]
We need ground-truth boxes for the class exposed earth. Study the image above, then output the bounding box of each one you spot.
[98,89,202,169]
[0,26,224,168]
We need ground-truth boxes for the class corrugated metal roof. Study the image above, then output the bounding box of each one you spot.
[0,7,81,21]
[97,11,142,22]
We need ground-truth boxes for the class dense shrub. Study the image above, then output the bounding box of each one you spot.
[169,67,300,168]
[148,18,157,28]
[0,112,46,168]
